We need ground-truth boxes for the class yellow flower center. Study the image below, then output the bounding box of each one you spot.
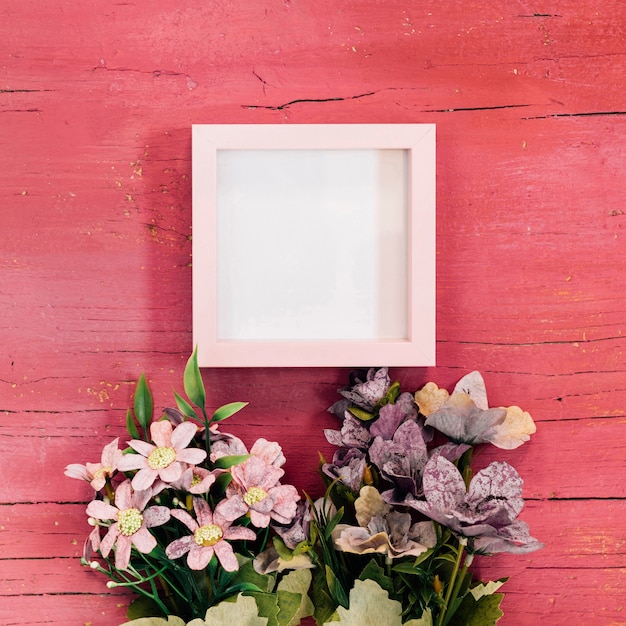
[118,508,143,536]
[93,466,112,480]
[147,446,176,470]
[190,473,203,488]
[194,524,223,546]
[243,486,268,506]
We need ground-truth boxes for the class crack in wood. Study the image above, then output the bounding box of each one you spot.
[243,90,378,110]
[524,110,626,120]
[422,103,531,113]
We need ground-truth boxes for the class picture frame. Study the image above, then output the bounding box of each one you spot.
[192,124,435,367]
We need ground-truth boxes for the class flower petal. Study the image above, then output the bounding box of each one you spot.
[171,421,198,450]
[213,539,239,571]
[187,544,214,570]
[114,534,133,570]
[86,500,118,521]
[131,526,157,554]
[143,505,171,528]
[150,420,173,448]
[176,447,207,465]
[166,535,195,560]
[131,467,159,492]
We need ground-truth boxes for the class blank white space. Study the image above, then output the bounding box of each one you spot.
[216,149,408,341]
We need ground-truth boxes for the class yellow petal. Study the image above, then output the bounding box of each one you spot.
[414,382,450,416]
[490,406,536,449]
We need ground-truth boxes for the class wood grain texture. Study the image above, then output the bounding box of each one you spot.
[1,1,625,624]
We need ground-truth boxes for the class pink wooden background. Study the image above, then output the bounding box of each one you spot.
[2,2,625,624]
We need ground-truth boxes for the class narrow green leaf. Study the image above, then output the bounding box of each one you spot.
[323,507,345,540]
[211,401,249,423]
[213,453,252,469]
[134,373,153,432]
[174,390,198,420]
[183,347,205,410]
[347,406,376,421]
[125,408,140,439]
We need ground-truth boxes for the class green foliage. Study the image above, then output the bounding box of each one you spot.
[211,401,248,422]
[134,373,153,437]
[183,347,206,411]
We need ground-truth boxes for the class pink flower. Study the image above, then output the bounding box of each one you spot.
[165,497,256,571]
[117,421,207,491]
[86,479,170,570]
[65,438,123,491]
[227,456,300,528]
[250,438,286,468]
[172,466,219,495]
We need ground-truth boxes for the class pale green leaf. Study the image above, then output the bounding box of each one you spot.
[121,617,186,626]
[469,579,507,601]
[404,608,433,626]
[196,593,269,626]
[174,390,198,420]
[323,578,422,626]
[277,569,314,625]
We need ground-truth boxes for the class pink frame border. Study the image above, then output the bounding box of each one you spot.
[192,124,436,367]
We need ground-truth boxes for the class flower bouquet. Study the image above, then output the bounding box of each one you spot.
[309,368,542,626]
[65,350,314,626]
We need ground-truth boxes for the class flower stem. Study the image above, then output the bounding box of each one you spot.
[436,537,467,626]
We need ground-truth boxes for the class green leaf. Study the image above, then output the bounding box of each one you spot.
[347,406,376,422]
[211,401,249,423]
[202,593,270,626]
[392,549,435,575]
[468,579,507,601]
[447,592,505,626]
[323,507,344,540]
[124,595,163,620]
[358,559,394,596]
[311,565,340,625]
[174,390,198,420]
[125,407,140,439]
[325,564,349,609]
[183,347,206,410]
[276,569,314,626]
[245,591,280,626]
[212,453,252,469]
[134,373,153,433]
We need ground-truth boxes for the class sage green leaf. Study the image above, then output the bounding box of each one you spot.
[124,595,164,621]
[125,407,140,439]
[358,559,394,596]
[469,579,507,601]
[121,617,185,626]
[245,591,280,626]
[448,592,505,626]
[211,401,248,423]
[230,557,276,594]
[174,390,198,420]
[183,347,205,410]
[310,565,339,626]
[212,453,252,469]
[323,579,424,626]
[196,593,269,626]
[134,373,153,432]
[277,569,314,626]
[325,564,349,609]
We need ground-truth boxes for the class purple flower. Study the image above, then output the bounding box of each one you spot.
[425,393,508,445]
[324,414,371,449]
[337,367,391,411]
[322,447,367,493]
[333,486,436,560]
[369,420,429,497]
[403,455,542,554]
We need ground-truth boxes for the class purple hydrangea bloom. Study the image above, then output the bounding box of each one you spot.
[338,367,391,411]
[403,454,542,555]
